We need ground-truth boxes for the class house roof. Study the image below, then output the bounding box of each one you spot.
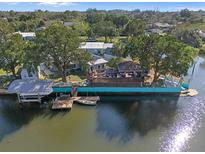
[198,30,205,38]
[117,61,141,72]
[14,32,36,38]
[7,79,53,95]
[64,22,76,27]
[80,42,113,49]
[154,22,172,28]
[88,58,108,66]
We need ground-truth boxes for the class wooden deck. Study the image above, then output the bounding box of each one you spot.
[52,96,81,110]
[51,96,100,110]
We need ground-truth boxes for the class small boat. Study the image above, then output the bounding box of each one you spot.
[75,96,100,106]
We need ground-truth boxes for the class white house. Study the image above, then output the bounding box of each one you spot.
[80,42,116,61]
[88,58,108,73]
[80,42,113,55]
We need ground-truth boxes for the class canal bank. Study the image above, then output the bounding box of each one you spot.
[0,55,204,152]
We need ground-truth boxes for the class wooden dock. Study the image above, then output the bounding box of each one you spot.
[51,96,100,110]
[180,89,198,97]
[51,95,81,110]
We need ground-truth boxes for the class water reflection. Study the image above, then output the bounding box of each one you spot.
[96,96,179,143]
[199,58,205,69]
[0,96,69,142]
[159,96,205,152]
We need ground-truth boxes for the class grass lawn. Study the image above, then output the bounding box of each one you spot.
[80,36,127,43]
[47,72,87,83]
[0,69,7,75]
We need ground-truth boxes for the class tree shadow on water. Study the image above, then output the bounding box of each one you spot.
[96,96,179,144]
[0,96,69,142]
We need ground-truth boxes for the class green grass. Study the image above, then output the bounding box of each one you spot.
[47,72,87,83]
[80,36,127,43]
[0,69,7,75]
[176,23,205,32]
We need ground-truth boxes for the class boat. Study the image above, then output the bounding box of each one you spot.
[75,96,100,106]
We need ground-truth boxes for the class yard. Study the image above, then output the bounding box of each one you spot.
[45,72,87,84]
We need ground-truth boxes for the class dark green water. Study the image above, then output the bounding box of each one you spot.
[0,56,205,152]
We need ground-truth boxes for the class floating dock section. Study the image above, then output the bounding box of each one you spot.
[52,95,73,110]
[52,96,81,110]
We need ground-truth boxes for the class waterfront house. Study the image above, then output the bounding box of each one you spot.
[88,58,108,78]
[117,61,147,79]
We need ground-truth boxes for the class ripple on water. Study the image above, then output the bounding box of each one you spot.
[159,96,205,152]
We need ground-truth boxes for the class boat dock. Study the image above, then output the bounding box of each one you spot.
[52,95,100,110]
[7,79,53,103]
[51,95,81,110]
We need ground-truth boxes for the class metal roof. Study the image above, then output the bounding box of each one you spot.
[88,58,108,66]
[80,42,113,49]
[7,79,53,95]
[14,32,36,38]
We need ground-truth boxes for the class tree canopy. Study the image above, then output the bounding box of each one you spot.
[34,22,90,82]
[92,20,117,42]
[125,34,199,84]
[124,19,145,36]
[0,33,26,76]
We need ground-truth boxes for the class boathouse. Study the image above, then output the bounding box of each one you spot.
[7,79,53,103]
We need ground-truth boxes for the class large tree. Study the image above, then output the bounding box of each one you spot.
[124,19,145,36]
[35,22,90,82]
[125,35,198,84]
[0,20,26,76]
[92,21,117,42]
[173,28,202,48]
[0,33,26,76]
[112,40,126,57]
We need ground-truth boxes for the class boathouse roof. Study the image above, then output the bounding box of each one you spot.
[7,79,53,95]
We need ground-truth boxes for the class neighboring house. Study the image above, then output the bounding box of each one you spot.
[14,32,36,41]
[198,30,205,41]
[80,42,115,61]
[80,42,113,55]
[146,22,174,35]
[63,21,76,27]
[154,22,173,29]
[145,29,164,35]
[36,26,46,31]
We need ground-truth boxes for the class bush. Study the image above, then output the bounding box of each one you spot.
[199,44,205,54]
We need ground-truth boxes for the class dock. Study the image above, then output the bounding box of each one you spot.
[51,96,100,110]
[51,95,81,110]
[8,79,53,103]
[180,89,198,97]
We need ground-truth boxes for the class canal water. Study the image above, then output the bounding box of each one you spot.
[0,56,205,152]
